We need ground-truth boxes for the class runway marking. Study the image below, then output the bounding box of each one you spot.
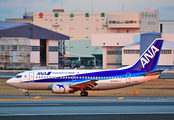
[34,96,41,99]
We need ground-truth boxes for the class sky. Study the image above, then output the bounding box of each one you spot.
[0,0,174,21]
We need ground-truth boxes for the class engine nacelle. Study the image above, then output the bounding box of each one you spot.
[52,84,72,94]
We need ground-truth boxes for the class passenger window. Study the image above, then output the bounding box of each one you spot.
[41,76,43,78]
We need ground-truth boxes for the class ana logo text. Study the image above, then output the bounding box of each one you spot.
[141,45,159,68]
[36,72,51,75]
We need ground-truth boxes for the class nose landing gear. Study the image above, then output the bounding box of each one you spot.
[25,92,29,96]
[80,91,88,96]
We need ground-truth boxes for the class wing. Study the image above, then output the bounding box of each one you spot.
[70,79,98,90]
[143,70,165,76]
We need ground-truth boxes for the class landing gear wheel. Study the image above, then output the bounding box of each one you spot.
[80,91,88,96]
[25,92,29,96]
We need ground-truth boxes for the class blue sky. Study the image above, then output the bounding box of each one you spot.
[0,0,174,21]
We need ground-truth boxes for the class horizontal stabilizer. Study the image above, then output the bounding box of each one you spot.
[143,70,165,76]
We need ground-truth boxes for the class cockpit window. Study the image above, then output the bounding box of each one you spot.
[16,75,22,78]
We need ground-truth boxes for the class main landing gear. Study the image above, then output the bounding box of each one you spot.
[80,91,88,96]
[25,92,29,96]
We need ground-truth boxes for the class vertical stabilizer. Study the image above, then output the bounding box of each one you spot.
[129,38,164,72]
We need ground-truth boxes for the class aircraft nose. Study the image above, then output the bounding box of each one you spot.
[6,79,13,86]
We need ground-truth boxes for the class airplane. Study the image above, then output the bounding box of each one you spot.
[6,38,164,96]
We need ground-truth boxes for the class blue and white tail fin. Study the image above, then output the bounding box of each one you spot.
[128,38,164,72]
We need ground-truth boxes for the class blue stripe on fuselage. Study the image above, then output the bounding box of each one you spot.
[22,69,146,83]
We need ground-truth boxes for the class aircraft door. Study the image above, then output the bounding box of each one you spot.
[29,72,34,83]
[126,72,131,83]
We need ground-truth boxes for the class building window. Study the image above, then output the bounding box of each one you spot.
[31,46,40,51]
[70,28,73,29]
[148,21,155,25]
[70,19,73,21]
[86,19,89,20]
[86,28,89,29]
[102,19,104,20]
[127,30,129,33]
[55,19,58,21]
[161,50,172,54]
[45,19,48,21]
[124,50,140,54]
[107,51,122,55]
[86,37,89,38]
[49,46,58,52]
[102,28,104,29]
[107,63,122,65]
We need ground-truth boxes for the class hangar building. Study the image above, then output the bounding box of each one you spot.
[0,21,69,69]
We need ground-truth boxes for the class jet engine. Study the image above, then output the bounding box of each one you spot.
[52,84,74,94]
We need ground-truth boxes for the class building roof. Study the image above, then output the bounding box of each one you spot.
[159,20,174,22]
[123,41,174,49]
[123,42,140,48]
[0,21,69,40]
[0,21,27,30]
[163,41,174,48]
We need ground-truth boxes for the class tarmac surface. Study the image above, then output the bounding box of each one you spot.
[0,99,174,120]
[1,71,174,119]
[0,95,174,100]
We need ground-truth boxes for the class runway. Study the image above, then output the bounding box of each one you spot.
[0,99,174,119]
[1,71,174,119]
[0,95,174,100]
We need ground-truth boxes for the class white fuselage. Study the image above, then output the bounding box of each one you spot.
[7,69,159,91]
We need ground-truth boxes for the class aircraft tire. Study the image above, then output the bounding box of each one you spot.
[80,91,88,96]
[25,92,29,96]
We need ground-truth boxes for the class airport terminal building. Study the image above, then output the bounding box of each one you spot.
[5,9,174,70]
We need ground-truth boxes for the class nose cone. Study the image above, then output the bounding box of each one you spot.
[6,79,13,86]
